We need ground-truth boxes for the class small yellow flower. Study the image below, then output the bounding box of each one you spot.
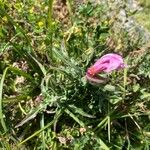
[29,7,34,13]
[38,21,44,27]
[74,27,82,36]
[2,16,8,22]
[104,20,108,25]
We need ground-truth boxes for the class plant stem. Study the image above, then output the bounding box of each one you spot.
[47,0,54,60]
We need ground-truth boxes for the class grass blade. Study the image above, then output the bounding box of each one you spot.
[0,67,8,132]
[68,104,96,118]
[29,54,47,76]
[18,109,62,146]
[9,66,34,81]
[15,107,41,128]
[65,108,85,127]
[40,113,46,150]
[94,116,108,131]
[97,137,110,150]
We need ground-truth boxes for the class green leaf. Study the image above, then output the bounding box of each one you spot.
[133,84,140,92]
[29,54,47,76]
[0,67,8,132]
[15,107,41,128]
[104,84,116,92]
[18,109,62,146]
[65,108,85,127]
[9,66,34,81]
[68,104,96,118]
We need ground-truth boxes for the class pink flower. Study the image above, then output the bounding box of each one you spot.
[86,53,126,84]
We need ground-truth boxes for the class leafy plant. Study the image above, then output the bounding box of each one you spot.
[0,0,150,149]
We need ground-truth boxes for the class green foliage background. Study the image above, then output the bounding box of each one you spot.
[0,0,150,149]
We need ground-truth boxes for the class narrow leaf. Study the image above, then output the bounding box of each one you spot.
[0,67,8,132]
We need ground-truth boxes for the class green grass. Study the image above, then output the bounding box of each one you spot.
[0,0,150,149]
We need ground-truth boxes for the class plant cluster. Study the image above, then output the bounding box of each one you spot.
[0,0,150,149]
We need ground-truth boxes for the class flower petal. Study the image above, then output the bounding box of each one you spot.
[86,53,126,84]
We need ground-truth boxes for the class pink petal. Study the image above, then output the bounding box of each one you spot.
[86,53,126,84]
